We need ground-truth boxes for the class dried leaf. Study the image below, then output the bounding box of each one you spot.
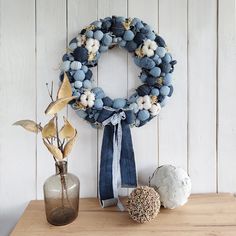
[59,117,75,139]
[42,117,56,138]
[57,73,72,99]
[63,130,78,158]
[43,139,63,161]
[45,96,76,115]
[13,120,40,133]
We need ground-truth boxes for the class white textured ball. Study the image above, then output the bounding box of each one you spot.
[150,165,191,209]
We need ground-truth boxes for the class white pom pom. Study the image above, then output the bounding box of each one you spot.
[143,95,151,102]
[150,41,157,50]
[136,97,144,110]
[150,165,191,209]
[80,94,88,107]
[88,92,95,101]
[150,103,161,116]
[87,100,94,107]
[143,101,152,110]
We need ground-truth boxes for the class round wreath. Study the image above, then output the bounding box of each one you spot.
[60,16,176,127]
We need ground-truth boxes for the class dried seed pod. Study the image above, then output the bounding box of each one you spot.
[126,186,160,223]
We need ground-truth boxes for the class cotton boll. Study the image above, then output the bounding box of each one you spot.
[149,103,161,116]
[87,99,95,108]
[150,165,191,209]
[143,101,151,110]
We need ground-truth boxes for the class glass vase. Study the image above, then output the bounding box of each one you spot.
[43,161,80,226]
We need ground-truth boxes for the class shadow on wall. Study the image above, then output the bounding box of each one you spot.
[0,202,29,236]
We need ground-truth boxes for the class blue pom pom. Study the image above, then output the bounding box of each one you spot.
[163,73,172,85]
[92,87,105,99]
[160,96,168,107]
[136,22,144,30]
[140,73,147,82]
[73,47,88,62]
[85,69,93,80]
[94,30,104,41]
[86,30,93,38]
[160,85,170,96]
[111,22,125,37]
[81,65,88,73]
[61,61,70,72]
[123,30,135,41]
[146,32,155,40]
[133,57,141,67]
[74,81,83,89]
[83,79,92,89]
[146,76,157,86]
[160,63,171,73]
[94,99,103,109]
[129,103,139,113]
[163,53,172,63]
[69,43,77,51]
[138,110,150,121]
[102,96,113,107]
[136,84,151,96]
[74,70,85,81]
[133,32,145,45]
[92,20,102,28]
[151,88,159,96]
[155,35,166,47]
[150,67,161,77]
[118,40,126,47]
[62,54,69,61]
[102,33,112,46]
[156,47,166,58]
[129,93,139,103]
[70,61,82,70]
[152,54,160,63]
[113,98,126,109]
[125,41,137,52]
[99,45,109,52]
[140,57,155,69]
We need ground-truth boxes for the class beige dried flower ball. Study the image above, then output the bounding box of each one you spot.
[126,186,160,223]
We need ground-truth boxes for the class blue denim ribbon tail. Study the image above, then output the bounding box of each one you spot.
[97,107,137,210]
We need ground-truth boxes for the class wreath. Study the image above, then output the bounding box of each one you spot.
[60,16,176,128]
[59,16,176,209]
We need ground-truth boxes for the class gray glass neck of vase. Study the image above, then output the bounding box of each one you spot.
[55,161,68,175]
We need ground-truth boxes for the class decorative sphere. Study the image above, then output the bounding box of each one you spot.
[126,186,160,223]
[150,165,191,209]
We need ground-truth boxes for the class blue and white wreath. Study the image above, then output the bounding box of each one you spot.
[60,16,176,128]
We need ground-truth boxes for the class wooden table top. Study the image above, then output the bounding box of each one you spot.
[11,194,236,236]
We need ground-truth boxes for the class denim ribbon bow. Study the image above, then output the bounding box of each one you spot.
[97,107,137,210]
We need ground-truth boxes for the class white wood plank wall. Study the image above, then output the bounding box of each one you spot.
[0,0,235,235]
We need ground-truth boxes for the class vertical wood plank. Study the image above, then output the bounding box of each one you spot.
[218,0,236,192]
[158,0,188,170]
[36,0,67,199]
[97,0,128,196]
[188,0,217,193]
[0,0,36,234]
[67,0,98,197]
[128,0,159,185]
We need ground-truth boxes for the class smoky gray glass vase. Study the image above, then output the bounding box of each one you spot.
[43,161,80,226]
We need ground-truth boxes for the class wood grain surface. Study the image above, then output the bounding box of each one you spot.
[11,194,236,236]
